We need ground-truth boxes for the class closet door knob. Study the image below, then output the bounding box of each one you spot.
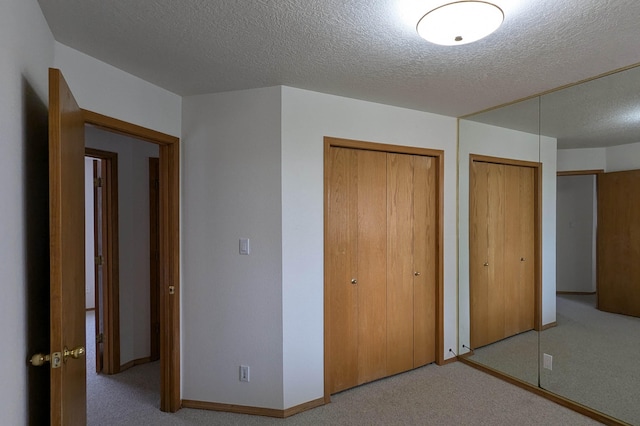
[520,257,526,261]
[414,272,421,276]
[483,262,489,266]
[351,279,357,284]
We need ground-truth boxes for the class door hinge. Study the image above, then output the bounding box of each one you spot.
[96,333,104,344]
[94,177,103,188]
[95,255,104,266]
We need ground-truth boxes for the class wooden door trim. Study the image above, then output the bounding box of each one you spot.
[470,154,543,332]
[557,169,603,176]
[323,136,445,402]
[85,148,120,375]
[82,110,181,412]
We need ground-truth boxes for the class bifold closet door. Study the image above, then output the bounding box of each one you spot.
[514,166,535,333]
[598,170,640,318]
[470,161,535,349]
[412,155,437,367]
[387,153,437,375]
[327,147,387,393]
[470,161,490,348]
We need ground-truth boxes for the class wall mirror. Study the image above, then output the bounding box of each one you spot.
[458,64,640,425]
[540,64,640,425]
[457,95,547,388]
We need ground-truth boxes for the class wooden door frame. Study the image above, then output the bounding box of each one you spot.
[85,148,120,375]
[82,110,181,413]
[470,154,542,331]
[323,137,445,402]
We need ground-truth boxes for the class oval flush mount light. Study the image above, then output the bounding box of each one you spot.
[417,1,504,46]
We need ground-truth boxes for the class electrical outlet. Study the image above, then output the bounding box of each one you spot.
[239,365,250,382]
[543,353,553,370]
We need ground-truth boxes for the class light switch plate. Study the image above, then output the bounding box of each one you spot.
[239,238,250,255]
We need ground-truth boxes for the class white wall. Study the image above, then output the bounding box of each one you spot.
[85,158,96,309]
[606,141,640,172]
[540,136,558,325]
[458,120,558,350]
[53,43,181,137]
[281,86,458,408]
[181,87,284,409]
[0,0,54,423]
[85,126,159,364]
[181,85,457,411]
[556,175,596,293]
[557,148,606,172]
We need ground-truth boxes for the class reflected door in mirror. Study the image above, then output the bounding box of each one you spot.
[597,169,640,317]
[470,159,535,348]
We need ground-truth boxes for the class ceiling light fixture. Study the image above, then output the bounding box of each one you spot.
[416,1,504,46]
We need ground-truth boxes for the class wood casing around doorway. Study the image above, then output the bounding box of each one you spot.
[82,110,181,413]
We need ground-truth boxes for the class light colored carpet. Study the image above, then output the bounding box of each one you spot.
[464,294,639,425]
[86,312,601,425]
[466,330,539,386]
[540,294,640,425]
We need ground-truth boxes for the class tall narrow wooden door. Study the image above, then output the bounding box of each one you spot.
[470,160,536,349]
[598,170,640,317]
[387,154,437,375]
[387,153,414,375]
[470,161,490,348]
[49,68,87,425]
[412,155,437,367]
[515,166,535,332]
[326,147,387,393]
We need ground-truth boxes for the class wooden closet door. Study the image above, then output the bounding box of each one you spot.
[486,162,506,346]
[356,149,388,384]
[598,170,640,317]
[413,155,437,367]
[471,161,535,348]
[328,144,439,393]
[327,147,388,393]
[517,167,536,331]
[326,147,359,393]
[503,164,522,337]
[470,161,490,348]
[387,153,438,373]
[386,153,415,375]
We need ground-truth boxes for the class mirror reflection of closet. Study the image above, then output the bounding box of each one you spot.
[540,64,640,425]
[458,63,640,426]
[457,96,550,387]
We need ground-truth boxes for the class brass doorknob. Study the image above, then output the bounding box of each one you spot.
[64,346,85,361]
[483,262,489,266]
[29,351,62,368]
[414,272,421,276]
[520,257,526,261]
[351,279,357,284]
[29,353,52,367]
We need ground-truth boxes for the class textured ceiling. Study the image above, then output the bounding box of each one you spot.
[37,0,640,146]
[465,65,640,149]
